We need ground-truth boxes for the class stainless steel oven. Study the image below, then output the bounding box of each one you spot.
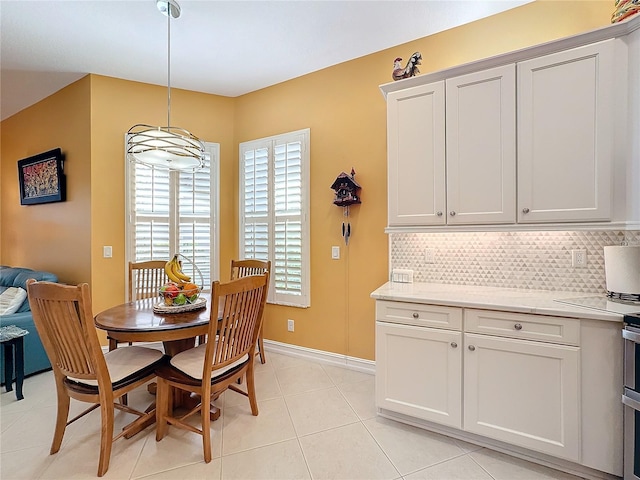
[624,316,640,480]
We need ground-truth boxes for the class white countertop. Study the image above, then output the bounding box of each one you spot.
[370,282,629,322]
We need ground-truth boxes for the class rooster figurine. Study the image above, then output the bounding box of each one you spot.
[392,52,422,81]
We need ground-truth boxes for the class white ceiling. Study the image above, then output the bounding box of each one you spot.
[0,0,532,121]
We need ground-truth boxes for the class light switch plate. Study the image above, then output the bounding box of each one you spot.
[103,246,113,258]
[392,269,414,283]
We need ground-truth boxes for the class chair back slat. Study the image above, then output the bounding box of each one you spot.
[204,274,268,377]
[129,260,168,301]
[230,259,271,281]
[27,281,107,383]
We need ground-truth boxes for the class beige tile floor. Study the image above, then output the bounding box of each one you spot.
[0,351,585,480]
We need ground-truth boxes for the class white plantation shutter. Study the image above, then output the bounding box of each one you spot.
[129,165,171,261]
[239,129,310,307]
[177,161,215,287]
[126,141,220,292]
[242,145,270,261]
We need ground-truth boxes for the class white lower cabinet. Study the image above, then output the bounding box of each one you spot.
[375,299,623,476]
[463,332,580,461]
[375,321,462,428]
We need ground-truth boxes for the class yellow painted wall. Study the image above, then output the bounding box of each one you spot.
[233,59,390,359]
[0,77,92,285]
[0,0,614,357]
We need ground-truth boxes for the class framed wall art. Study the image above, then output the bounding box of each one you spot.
[18,148,66,205]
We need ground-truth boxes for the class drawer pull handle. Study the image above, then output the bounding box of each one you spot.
[514,323,523,330]
[522,207,530,214]
[451,342,458,348]
[468,345,476,351]
[449,211,456,216]
[436,211,443,217]
[412,313,419,319]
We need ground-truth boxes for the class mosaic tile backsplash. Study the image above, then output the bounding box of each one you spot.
[391,230,640,294]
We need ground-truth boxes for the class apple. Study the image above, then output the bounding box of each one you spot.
[174,293,187,306]
[162,283,180,299]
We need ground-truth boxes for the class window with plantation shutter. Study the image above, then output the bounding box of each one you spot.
[239,129,310,307]
[125,142,220,292]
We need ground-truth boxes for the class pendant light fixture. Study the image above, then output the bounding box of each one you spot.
[126,0,204,172]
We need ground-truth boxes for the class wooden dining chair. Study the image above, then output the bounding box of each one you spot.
[129,260,168,302]
[107,260,169,352]
[155,273,269,463]
[26,279,166,477]
[230,259,271,363]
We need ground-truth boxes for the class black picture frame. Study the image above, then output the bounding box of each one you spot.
[18,148,66,205]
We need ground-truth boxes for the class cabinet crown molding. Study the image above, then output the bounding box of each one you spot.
[380,14,640,99]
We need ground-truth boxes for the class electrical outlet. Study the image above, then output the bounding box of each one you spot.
[571,249,587,268]
[287,319,295,332]
[425,248,435,264]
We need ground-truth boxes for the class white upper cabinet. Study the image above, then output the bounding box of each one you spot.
[387,82,446,226]
[387,65,516,227]
[517,40,615,223]
[446,65,516,224]
[381,16,639,230]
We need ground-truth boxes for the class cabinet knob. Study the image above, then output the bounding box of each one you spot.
[468,345,476,351]
[522,207,530,214]
[412,312,419,319]
[514,323,523,330]
[451,342,458,348]
[436,211,443,217]
[449,211,456,216]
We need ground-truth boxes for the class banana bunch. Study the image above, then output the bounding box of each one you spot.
[164,254,191,284]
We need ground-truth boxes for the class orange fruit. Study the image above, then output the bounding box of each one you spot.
[182,282,199,295]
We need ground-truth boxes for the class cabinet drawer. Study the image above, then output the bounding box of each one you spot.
[376,300,462,330]
[465,309,580,346]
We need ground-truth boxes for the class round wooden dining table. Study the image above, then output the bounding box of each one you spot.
[94,293,219,435]
[94,294,211,356]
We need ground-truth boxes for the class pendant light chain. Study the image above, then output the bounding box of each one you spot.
[166,3,171,128]
[126,0,205,172]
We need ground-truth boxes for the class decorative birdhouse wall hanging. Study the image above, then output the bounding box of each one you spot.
[331,168,361,245]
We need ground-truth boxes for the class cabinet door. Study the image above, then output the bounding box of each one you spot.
[446,65,516,224]
[387,82,446,226]
[376,322,462,427]
[464,333,580,461]
[517,40,614,223]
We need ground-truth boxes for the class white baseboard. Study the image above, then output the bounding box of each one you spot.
[102,339,376,376]
[263,339,375,375]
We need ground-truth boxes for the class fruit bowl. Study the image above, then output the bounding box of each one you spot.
[159,282,201,307]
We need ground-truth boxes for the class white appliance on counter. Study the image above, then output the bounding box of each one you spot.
[604,245,640,300]
[555,244,640,315]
